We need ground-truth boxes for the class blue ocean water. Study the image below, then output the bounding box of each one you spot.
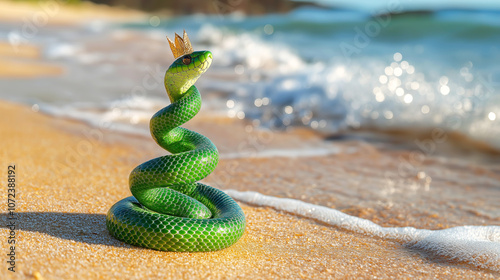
[130,7,500,149]
[1,6,500,150]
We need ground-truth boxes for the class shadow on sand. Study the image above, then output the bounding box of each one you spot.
[0,212,132,248]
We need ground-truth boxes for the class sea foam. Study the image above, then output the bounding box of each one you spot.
[226,190,500,272]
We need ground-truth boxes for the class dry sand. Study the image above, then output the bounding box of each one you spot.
[1,101,498,279]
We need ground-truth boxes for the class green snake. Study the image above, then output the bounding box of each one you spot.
[106,34,246,252]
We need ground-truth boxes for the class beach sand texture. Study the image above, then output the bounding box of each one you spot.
[0,102,498,279]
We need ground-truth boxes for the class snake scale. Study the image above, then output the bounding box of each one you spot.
[106,31,246,251]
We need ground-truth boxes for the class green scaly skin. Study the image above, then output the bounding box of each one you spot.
[106,50,246,251]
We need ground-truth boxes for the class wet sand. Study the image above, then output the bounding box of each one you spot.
[1,101,499,279]
[210,150,500,230]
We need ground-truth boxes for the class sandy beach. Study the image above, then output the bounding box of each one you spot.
[0,0,145,78]
[0,0,145,25]
[1,0,499,279]
[0,101,498,280]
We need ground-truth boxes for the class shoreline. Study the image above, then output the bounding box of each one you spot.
[8,97,500,231]
[1,29,499,232]
[0,41,65,78]
[0,1,146,25]
[343,127,500,161]
[0,0,145,78]
[1,100,499,279]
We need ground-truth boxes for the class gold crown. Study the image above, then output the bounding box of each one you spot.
[167,30,194,59]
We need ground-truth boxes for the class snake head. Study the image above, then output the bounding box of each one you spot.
[164,50,213,103]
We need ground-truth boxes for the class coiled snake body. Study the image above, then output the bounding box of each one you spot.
[106,33,246,251]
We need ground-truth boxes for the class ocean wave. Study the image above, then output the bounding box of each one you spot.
[194,23,500,151]
[3,9,499,154]
[226,190,500,272]
[31,20,500,152]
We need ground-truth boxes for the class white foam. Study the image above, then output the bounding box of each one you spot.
[226,190,500,272]
[198,24,305,73]
[38,100,154,137]
[219,147,343,159]
[46,43,82,59]
[410,226,500,271]
[193,24,500,151]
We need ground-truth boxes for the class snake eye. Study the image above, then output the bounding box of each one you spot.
[182,55,192,65]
